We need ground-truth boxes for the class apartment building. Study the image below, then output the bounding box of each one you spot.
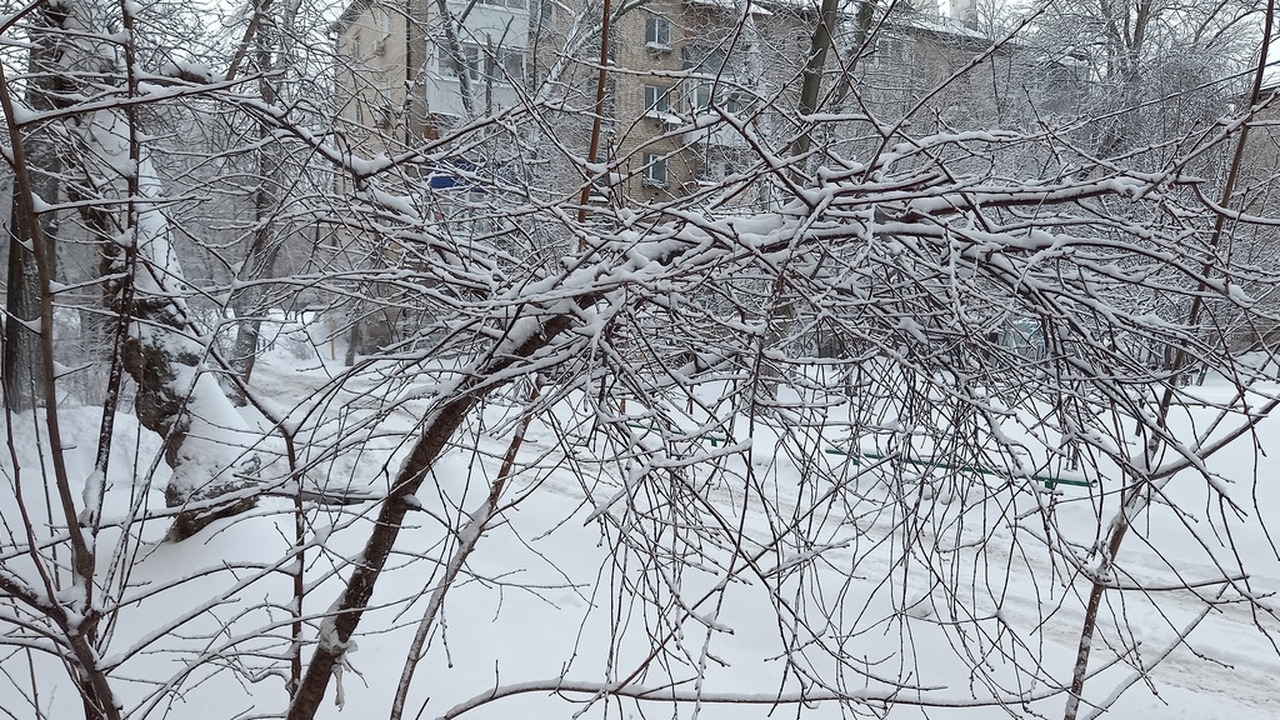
[331,0,540,149]
[329,0,1074,350]
[594,0,808,204]
[331,0,422,154]
[331,0,1056,204]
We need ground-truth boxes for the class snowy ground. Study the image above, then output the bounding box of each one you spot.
[4,328,1280,720]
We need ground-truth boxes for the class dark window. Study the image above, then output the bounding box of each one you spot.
[644,85,670,114]
[643,153,668,187]
[645,16,671,48]
[683,44,730,77]
[447,43,524,84]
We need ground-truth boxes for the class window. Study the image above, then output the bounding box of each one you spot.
[873,36,910,68]
[533,0,556,29]
[645,16,671,49]
[375,8,390,54]
[447,43,525,85]
[496,47,525,83]
[446,45,476,80]
[688,83,740,115]
[478,0,526,7]
[683,44,730,77]
[643,85,670,115]
[643,153,668,188]
[689,83,711,112]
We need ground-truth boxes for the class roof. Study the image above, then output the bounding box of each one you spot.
[330,0,375,34]
[685,0,775,16]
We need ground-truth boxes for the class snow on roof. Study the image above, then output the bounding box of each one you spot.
[897,11,992,40]
[330,0,375,34]
[750,0,994,41]
[684,0,775,16]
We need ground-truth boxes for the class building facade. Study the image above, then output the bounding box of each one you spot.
[328,0,1080,351]
[331,0,1059,206]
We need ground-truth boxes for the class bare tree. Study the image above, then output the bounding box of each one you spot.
[2,1,1280,720]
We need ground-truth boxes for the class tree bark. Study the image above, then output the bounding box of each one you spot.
[2,3,69,410]
[3,212,43,410]
[786,0,840,175]
[229,0,284,392]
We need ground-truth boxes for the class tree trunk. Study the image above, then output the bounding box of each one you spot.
[3,215,42,410]
[2,4,69,410]
[121,294,259,540]
[229,0,284,392]
[64,130,258,542]
[786,0,840,174]
[85,129,260,540]
[48,0,263,540]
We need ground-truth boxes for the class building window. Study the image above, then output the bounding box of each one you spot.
[375,8,390,54]
[683,43,730,77]
[447,43,525,85]
[478,0,526,8]
[645,16,671,49]
[643,153,668,188]
[873,36,910,68]
[446,45,475,79]
[688,84,741,115]
[689,83,712,112]
[533,0,555,29]
[644,84,670,115]
[495,47,525,83]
